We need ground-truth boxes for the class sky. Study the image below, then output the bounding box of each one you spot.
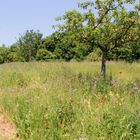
[0,0,138,46]
[0,0,84,46]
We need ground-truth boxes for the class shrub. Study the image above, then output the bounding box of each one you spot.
[36,49,56,61]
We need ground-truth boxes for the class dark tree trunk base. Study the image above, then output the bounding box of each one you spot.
[101,50,107,78]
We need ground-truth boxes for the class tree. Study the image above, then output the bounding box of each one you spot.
[0,45,9,63]
[55,0,139,77]
[18,30,43,61]
[6,43,22,62]
[42,32,61,52]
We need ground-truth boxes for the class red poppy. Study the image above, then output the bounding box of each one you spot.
[99,96,105,104]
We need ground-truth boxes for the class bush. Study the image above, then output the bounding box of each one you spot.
[86,48,101,62]
[36,48,56,61]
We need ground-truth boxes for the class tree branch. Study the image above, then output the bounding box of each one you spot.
[110,21,135,50]
[93,2,121,30]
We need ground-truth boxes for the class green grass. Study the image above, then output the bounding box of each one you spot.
[0,61,140,140]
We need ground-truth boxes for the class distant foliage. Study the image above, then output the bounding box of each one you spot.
[0,29,140,63]
[36,48,56,61]
[86,48,102,62]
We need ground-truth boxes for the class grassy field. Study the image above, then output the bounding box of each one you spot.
[0,61,140,140]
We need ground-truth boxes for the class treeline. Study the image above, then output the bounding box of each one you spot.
[0,29,140,64]
[0,0,140,64]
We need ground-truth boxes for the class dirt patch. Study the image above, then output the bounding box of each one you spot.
[0,112,17,139]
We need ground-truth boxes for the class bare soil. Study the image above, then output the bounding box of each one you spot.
[0,112,17,140]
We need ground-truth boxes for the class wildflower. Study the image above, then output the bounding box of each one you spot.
[111,95,119,104]
[57,122,62,128]
[119,102,122,106]
[121,97,125,102]
[129,92,133,96]
[133,85,139,91]
[111,80,117,85]
[69,98,74,106]
[72,88,77,93]
[119,71,123,75]
[111,95,122,106]
[109,91,113,96]
[77,137,88,140]
[116,93,119,97]
[99,95,105,104]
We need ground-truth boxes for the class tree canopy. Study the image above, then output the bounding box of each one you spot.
[54,0,140,76]
[0,0,139,77]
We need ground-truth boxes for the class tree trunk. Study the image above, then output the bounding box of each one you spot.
[29,49,32,61]
[101,50,107,77]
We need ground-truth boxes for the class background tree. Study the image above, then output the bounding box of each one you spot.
[42,32,61,52]
[0,45,9,63]
[18,30,43,61]
[6,43,23,62]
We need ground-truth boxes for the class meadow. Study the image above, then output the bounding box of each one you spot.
[0,61,140,140]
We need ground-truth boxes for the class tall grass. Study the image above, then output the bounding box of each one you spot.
[0,61,140,140]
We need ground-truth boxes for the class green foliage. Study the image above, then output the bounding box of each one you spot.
[86,48,102,62]
[54,41,76,61]
[107,42,140,62]
[55,0,139,75]
[0,46,7,63]
[42,32,61,52]
[18,30,43,61]
[6,44,21,62]
[36,48,56,61]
